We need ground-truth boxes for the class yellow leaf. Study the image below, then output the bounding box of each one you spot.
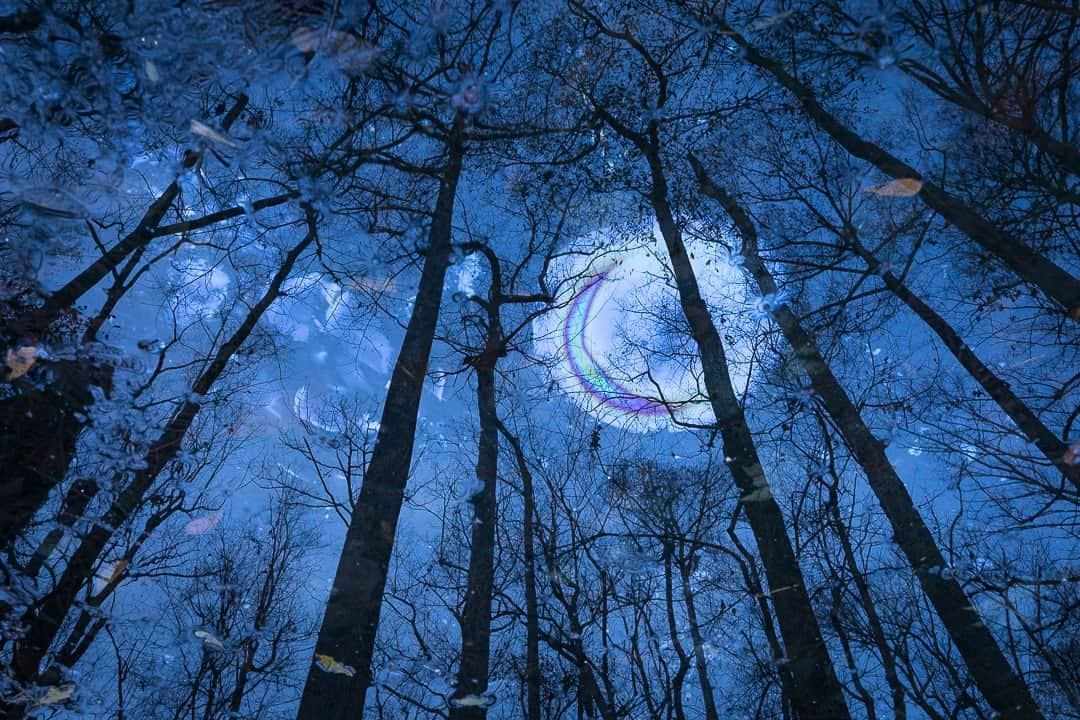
[315,653,356,677]
[450,694,496,708]
[37,683,76,706]
[865,178,923,197]
[5,346,36,380]
[194,630,226,650]
[92,558,129,595]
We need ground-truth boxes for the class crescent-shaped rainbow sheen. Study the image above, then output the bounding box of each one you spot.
[562,266,669,417]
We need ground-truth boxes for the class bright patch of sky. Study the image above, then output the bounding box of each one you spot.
[533,226,756,432]
[259,272,395,429]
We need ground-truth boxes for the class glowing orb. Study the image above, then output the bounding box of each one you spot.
[533,230,752,431]
[563,265,669,418]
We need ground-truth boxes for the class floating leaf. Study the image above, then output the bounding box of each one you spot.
[1065,439,1080,466]
[92,558,129,595]
[290,27,325,52]
[5,346,36,380]
[741,486,774,503]
[185,511,223,536]
[315,654,356,677]
[450,694,496,709]
[37,683,76,706]
[190,119,237,148]
[194,629,226,650]
[290,27,379,74]
[749,9,794,31]
[865,178,923,197]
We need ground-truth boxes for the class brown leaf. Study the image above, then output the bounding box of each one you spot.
[4,345,36,380]
[865,178,923,197]
[92,558,129,595]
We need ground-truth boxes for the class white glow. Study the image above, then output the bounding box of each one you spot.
[532,226,755,432]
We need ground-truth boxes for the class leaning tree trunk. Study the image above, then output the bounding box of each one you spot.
[691,157,1046,720]
[717,22,1080,320]
[449,302,503,719]
[0,95,250,555]
[645,147,852,720]
[296,118,466,720]
[841,228,1078,491]
[3,212,317,717]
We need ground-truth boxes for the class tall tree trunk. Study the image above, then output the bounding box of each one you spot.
[677,550,721,720]
[691,158,1045,720]
[498,420,542,720]
[818,439,907,720]
[716,23,1080,320]
[0,364,104,554]
[449,305,502,718]
[2,213,316,715]
[842,229,1078,491]
[228,642,258,717]
[662,543,691,720]
[296,119,466,720]
[725,509,797,719]
[646,148,852,720]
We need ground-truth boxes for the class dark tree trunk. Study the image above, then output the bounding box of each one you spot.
[646,149,852,720]
[498,421,542,720]
[0,364,104,554]
[2,215,316,715]
[719,24,1080,320]
[295,120,465,720]
[843,230,1078,491]
[0,95,250,555]
[691,158,1045,720]
[449,306,502,719]
[819,447,908,720]
[725,510,797,720]
[662,544,691,720]
[677,551,721,720]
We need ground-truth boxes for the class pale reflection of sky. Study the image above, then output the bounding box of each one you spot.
[533,227,754,432]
